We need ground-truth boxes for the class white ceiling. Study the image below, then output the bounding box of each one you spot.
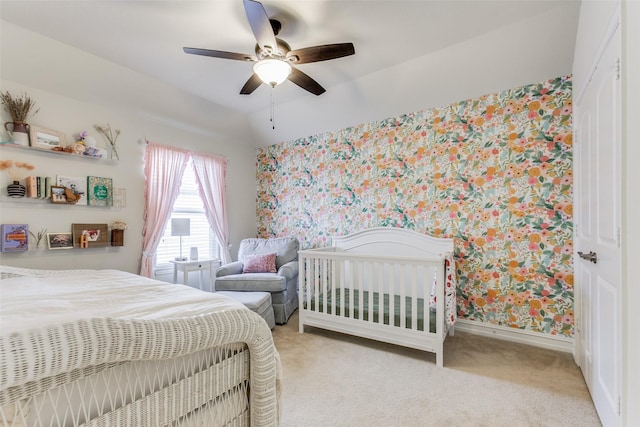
[0,0,580,148]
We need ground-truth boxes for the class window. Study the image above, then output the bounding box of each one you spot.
[155,160,220,271]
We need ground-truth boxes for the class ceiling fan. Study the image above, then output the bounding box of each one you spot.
[183,0,355,96]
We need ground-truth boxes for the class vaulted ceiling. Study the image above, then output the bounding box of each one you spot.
[0,1,580,147]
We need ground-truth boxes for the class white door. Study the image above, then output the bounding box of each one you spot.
[574,25,622,427]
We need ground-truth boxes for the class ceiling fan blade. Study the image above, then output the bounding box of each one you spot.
[286,43,355,64]
[288,67,326,96]
[183,47,257,62]
[240,73,263,95]
[243,0,277,52]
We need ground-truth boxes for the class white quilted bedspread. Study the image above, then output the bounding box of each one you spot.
[1,266,247,335]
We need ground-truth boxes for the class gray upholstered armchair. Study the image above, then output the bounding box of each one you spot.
[214,237,299,324]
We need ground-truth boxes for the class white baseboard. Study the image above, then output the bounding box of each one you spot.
[453,319,574,353]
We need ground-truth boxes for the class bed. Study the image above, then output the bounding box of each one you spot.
[298,227,456,367]
[0,266,280,427]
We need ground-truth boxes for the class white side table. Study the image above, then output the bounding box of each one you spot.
[170,259,220,292]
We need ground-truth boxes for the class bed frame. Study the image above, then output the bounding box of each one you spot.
[298,227,455,367]
[0,267,279,427]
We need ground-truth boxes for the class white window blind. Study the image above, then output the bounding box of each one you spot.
[155,161,220,269]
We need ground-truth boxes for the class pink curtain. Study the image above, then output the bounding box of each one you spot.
[140,143,190,277]
[192,153,232,264]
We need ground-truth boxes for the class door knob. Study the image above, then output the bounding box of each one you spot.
[577,251,597,264]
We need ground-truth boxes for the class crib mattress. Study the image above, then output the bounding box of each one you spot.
[306,289,437,333]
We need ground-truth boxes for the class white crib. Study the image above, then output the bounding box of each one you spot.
[298,227,456,367]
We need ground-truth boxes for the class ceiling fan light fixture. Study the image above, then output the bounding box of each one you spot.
[184,0,354,96]
[253,58,291,87]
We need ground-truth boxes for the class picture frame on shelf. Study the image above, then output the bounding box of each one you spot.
[50,186,67,204]
[29,126,66,150]
[72,223,108,248]
[87,176,113,207]
[57,176,87,206]
[47,232,73,250]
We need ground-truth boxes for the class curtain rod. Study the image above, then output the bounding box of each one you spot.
[139,137,228,161]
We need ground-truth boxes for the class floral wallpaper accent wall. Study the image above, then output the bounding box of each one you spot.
[257,76,574,337]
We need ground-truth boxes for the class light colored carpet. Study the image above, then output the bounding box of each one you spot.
[272,311,601,427]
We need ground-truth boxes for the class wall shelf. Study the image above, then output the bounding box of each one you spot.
[0,246,123,257]
[1,143,124,206]
[0,142,117,164]
[0,196,118,209]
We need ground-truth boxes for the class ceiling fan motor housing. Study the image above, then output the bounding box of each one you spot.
[255,38,291,60]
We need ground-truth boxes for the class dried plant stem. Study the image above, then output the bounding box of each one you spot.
[0,160,35,181]
[94,124,121,160]
[29,228,47,249]
[0,91,39,123]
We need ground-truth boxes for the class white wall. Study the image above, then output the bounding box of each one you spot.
[622,1,639,424]
[0,73,258,273]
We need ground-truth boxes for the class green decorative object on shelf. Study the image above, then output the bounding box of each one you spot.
[87,176,113,207]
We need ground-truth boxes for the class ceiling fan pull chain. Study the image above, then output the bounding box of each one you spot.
[271,86,276,130]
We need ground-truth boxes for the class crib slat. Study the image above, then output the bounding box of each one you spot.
[331,257,336,318]
[425,265,434,334]
[411,264,417,331]
[348,260,354,320]
[322,258,328,316]
[399,263,406,329]
[313,256,318,312]
[338,259,345,318]
[388,263,394,327]
[377,262,383,325]
[305,257,312,312]
[357,261,364,321]
[367,262,374,324]
[313,258,319,313]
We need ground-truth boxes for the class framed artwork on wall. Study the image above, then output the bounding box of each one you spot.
[29,126,66,150]
[72,223,108,248]
[57,176,87,206]
[47,232,73,250]
[50,186,68,204]
[87,176,113,207]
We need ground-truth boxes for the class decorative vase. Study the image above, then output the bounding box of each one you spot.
[7,181,26,198]
[4,122,30,146]
[111,229,124,246]
[190,247,198,260]
[105,145,119,160]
